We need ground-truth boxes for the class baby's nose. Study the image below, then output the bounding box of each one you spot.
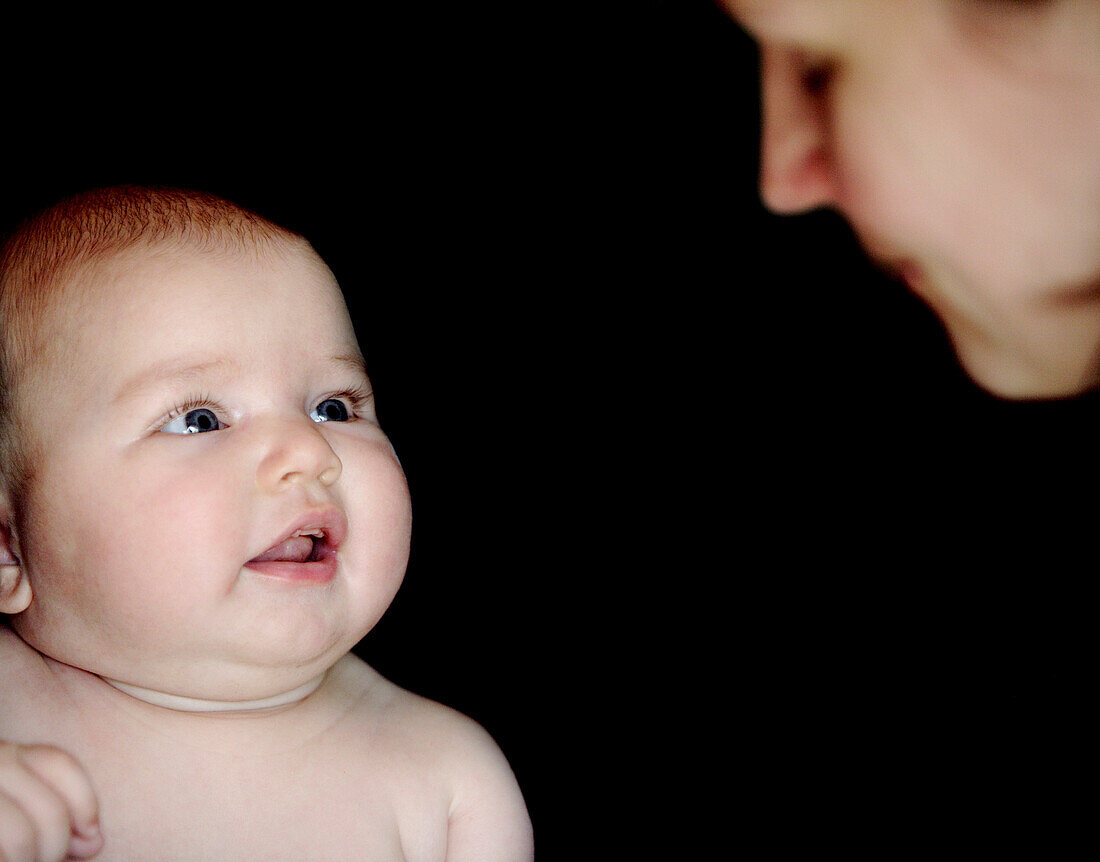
[255,418,343,492]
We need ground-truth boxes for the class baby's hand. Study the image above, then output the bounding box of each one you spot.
[0,743,102,861]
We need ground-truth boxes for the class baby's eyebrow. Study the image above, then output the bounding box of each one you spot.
[112,357,241,404]
[325,352,369,380]
[112,353,369,404]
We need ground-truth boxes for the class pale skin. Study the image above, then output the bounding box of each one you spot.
[722,0,1100,398]
[0,240,533,860]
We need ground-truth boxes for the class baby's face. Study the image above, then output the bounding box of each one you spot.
[8,242,412,701]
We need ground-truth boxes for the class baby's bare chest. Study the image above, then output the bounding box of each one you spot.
[87,733,447,861]
[1,642,452,860]
[2,697,448,861]
[94,760,415,861]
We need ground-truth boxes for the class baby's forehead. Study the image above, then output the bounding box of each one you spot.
[52,236,333,309]
[28,238,350,377]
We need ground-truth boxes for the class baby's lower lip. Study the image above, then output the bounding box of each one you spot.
[244,556,337,584]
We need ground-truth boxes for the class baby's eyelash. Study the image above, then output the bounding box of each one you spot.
[149,387,373,432]
[154,394,225,430]
[323,385,374,418]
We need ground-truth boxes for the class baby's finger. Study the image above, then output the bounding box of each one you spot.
[16,745,102,859]
[16,746,100,837]
[0,786,40,862]
[0,756,72,862]
[64,826,105,861]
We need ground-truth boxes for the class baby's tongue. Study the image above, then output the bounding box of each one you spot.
[251,537,313,563]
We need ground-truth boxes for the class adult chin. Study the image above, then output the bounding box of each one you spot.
[940,303,1100,400]
[878,253,1100,400]
[951,337,1100,401]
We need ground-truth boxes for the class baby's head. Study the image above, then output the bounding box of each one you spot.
[0,187,305,489]
[0,186,412,703]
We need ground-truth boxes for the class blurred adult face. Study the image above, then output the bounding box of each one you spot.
[725,0,1100,397]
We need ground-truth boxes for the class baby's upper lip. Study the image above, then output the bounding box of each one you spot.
[250,507,348,562]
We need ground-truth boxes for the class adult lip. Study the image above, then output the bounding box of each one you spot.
[857,231,922,291]
[896,260,925,292]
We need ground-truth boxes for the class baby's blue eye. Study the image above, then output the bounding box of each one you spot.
[162,408,224,435]
[310,399,350,423]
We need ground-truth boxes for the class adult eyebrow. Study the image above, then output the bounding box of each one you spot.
[111,357,241,404]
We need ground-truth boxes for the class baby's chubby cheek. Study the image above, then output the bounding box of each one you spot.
[37,455,233,589]
[340,458,413,601]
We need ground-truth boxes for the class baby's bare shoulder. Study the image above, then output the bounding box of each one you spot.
[331,656,500,772]
[332,657,533,861]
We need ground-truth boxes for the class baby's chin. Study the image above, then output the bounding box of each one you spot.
[14,617,350,707]
[97,671,331,714]
[86,652,346,708]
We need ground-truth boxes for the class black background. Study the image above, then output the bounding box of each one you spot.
[4,0,1095,855]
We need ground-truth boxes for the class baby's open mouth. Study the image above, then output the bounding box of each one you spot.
[249,529,329,564]
[245,510,346,583]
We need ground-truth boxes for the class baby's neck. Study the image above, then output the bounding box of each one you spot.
[98,674,326,715]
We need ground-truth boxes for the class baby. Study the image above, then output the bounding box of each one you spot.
[0,187,533,861]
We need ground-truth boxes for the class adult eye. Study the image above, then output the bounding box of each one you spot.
[310,398,351,423]
[800,59,836,98]
[161,407,225,435]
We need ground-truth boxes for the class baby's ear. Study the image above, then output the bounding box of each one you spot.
[0,492,31,615]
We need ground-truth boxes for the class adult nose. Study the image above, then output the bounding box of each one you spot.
[255,417,343,493]
[758,45,838,214]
